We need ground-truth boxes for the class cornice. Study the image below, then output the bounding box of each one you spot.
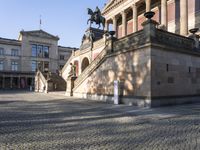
[102,0,127,16]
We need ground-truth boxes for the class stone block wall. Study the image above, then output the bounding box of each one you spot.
[151,47,200,97]
[73,46,151,105]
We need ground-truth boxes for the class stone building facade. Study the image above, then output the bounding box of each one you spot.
[61,0,200,107]
[0,30,74,90]
[103,0,200,38]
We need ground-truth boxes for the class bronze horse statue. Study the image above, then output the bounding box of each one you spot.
[87,7,106,29]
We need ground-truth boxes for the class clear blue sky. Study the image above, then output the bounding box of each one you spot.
[0,0,108,48]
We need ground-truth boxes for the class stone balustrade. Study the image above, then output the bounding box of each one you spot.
[155,29,194,50]
[113,30,145,52]
[73,46,108,90]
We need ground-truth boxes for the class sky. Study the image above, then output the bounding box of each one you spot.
[0,0,108,48]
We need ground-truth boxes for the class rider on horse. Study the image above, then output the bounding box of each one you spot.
[94,6,101,24]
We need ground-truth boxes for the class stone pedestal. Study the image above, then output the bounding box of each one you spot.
[66,76,77,96]
[142,16,158,42]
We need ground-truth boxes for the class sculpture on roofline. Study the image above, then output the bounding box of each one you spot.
[87,6,106,29]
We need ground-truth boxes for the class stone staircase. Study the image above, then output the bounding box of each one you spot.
[46,73,66,91]
[35,71,47,92]
[61,53,74,81]
[73,46,108,91]
[35,71,66,92]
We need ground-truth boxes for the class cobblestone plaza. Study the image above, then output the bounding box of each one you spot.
[0,91,199,149]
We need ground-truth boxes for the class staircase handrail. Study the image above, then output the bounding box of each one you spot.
[61,53,74,76]
[73,45,108,90]
[37,70,47,85]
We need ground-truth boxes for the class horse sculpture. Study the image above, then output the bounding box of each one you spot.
[87,7,106,29]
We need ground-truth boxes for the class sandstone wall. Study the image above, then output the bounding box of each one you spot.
[73,46,151,101]
[151,47,200,97]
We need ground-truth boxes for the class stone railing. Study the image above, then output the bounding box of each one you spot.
[61,54,74,78]
[113,25,195,53]
[155,29,194,50]
[80,42,92,50]
[93,38,105,49]
[38,71,47,84]
[73,45,108,90]
[113,30,145,52]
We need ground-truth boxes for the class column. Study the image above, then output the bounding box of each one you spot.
[132,4,138,32]
[18,77,20,89]
[122,11,127,37]
[161,0,168,30]
[180,0,188,35]
[112,16,117,37]
[105,21,109,31]
[2,76,5,89]
[10,77,13,89]
[146,0,151,12]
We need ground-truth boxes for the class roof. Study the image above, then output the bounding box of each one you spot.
[0,37,21,46]
[58,46,78,50]
[20,30,60,41]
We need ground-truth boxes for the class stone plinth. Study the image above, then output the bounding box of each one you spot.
[66,76,77,96]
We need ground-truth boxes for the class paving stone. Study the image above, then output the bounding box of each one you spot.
[0,91,199,150]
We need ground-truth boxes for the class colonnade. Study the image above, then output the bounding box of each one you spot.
[105,0,188,37]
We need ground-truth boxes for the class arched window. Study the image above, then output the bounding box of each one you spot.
[81,57,90,72]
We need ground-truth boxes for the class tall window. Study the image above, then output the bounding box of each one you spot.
[31,61,37,72]
[32,44,49,58]
[0,61,3,71]
[0,48,4,55]
[11,49,19,56]
[37,45,43,57]
[60,55,65,60]
[11,61,18,71]
[43,46,49,58]
[32,45,37,57]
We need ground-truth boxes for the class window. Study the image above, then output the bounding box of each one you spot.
[60,55,65,60]
[11,61,18,71]
[189,67,191,73]
[0,48,4,55]
[11,49,18,56]
[32,44,49,58]
[0,61,3,70]
[32,45,37,57]
[37,45,43,57]
[43,46,49,58]
[60,65,64,69]
[166,64,169,72]
[31,61,37,72]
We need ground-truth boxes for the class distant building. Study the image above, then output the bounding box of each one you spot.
[0,30,76,90]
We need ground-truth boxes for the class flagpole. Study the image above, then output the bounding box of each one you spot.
[39,15,42,30]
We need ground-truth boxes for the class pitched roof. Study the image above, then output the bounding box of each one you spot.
[20,30,60,40]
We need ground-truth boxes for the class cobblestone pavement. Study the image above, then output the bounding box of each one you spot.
[0,91,199,150]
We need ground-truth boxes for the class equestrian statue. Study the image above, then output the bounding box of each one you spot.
[87,6,106,29]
